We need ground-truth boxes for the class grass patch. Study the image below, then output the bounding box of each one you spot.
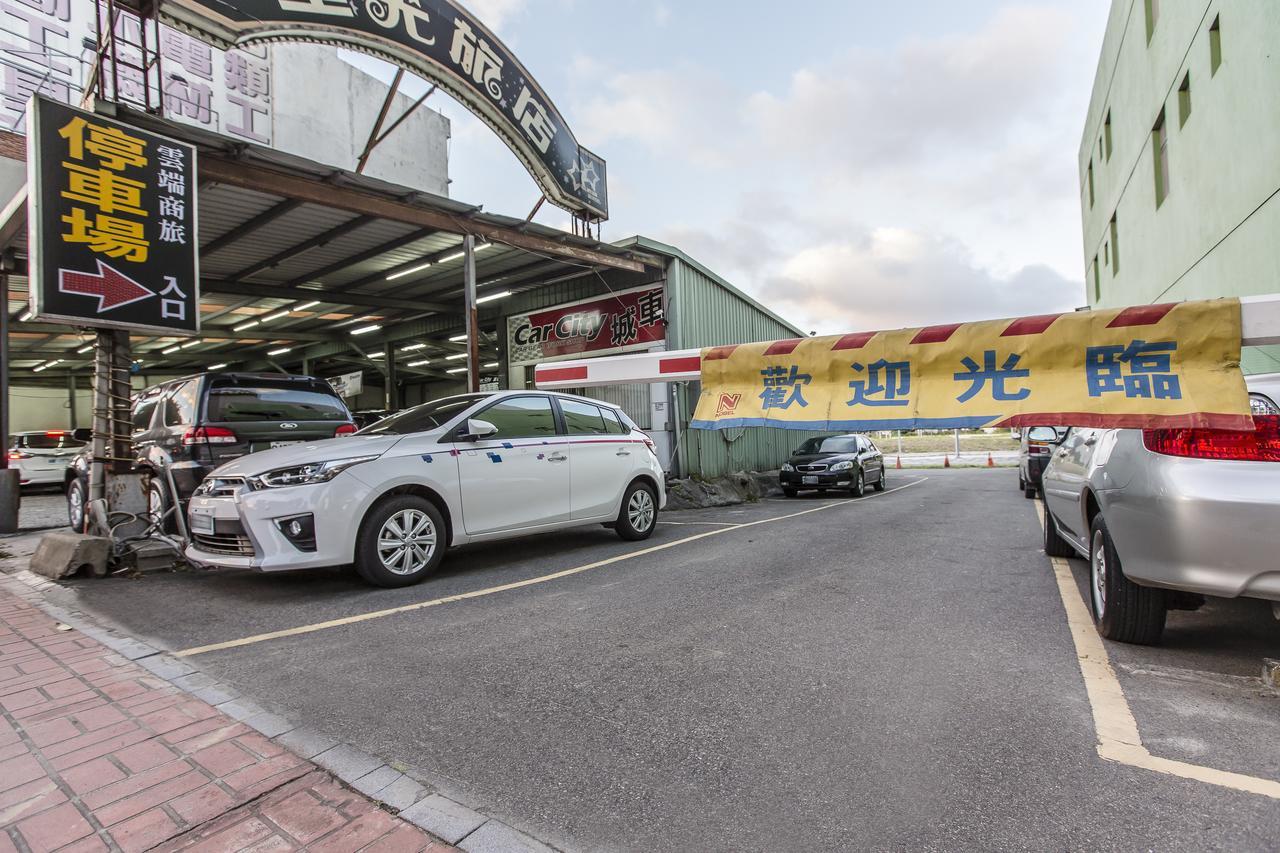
[871,433,1018,454]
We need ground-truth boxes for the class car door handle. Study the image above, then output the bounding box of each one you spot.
[547,453,568,462]
[615,449,631,456]
[1056,449,1068,457]
[1084,435,1098,446]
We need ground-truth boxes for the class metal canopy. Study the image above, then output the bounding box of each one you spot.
[1,104,661,389]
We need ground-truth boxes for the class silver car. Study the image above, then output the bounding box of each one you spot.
[1041,373,1280,644]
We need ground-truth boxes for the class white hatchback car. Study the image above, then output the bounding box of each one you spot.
[7,430,86,487]
[185,391,666,587]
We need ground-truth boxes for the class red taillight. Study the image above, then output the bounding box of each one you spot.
[7,451,29,460]
[1143,416,1280,462]
[44,430,65,437]
[640,435,659,459]
[334,423,357,437]
[183,426,238,446]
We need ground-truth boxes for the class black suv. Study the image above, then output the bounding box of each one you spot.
[66,372,355,530]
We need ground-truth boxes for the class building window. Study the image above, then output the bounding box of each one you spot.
[1110,215,1120,274]
[1178,72,1191,126]
[1152,108,1170,206]
[1145,0,1159,42]
[1087,160,1095,207]
[1092,254,1101,302]
[1209,15,1222,74]
[1103,110,1113,160]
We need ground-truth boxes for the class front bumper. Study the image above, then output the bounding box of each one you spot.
[780,469,854,489]
[184,473,374,572]
[1102,455,1280,601]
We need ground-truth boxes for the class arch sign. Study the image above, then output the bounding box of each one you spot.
[161,0,608,219]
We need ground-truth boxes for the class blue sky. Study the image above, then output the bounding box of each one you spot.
[350,0,1110,335]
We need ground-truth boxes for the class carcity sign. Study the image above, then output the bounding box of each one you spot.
[159,0,608,219]
[27,96,200,335]
[507,286,665,365]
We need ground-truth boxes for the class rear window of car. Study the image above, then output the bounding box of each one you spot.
[561,399,607,435]
[18,433,85,450]
[205,380,349,423]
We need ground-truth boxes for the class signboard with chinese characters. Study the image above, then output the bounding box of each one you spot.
[160,0,607,218]
[507,286,664,366]
[692,298,1252,432]
[0,2,272,144]
[27,96,199,334]
[327,370,363,399]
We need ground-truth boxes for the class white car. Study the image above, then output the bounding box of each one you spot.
[7,430,86,487]
[185,391,666,587]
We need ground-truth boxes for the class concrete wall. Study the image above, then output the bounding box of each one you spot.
[270,46,450,197]
[1080,0,1280,374]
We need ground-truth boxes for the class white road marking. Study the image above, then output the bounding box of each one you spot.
[1035,501,1280,800]
[657,520,740,526]
[174,478,930,657]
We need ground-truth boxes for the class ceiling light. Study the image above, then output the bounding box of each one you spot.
[438,251,464,263]
[369,352,386,359]
[407,359,432,367]
[296,300,320,310]
[48,359,61,366]
[77,344,93,354]
[475,290,512,304]
[263,310,291,322]
[386,261,432,281]
[351,324,381,336]
[209,362,227,370]
[162,345,181,354]
[446,366,467,374]
[18,310,32,321]
[445,353,467,360]
[268,347,292,356]
[476,242,493,251]
[483,361,499,368]
[181,340,202,349]
[234,319,260,331]
[32,364,45,372]
[400,343,427,352]
[448,334,467,342]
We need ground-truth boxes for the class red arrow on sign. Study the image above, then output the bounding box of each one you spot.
[58,261,154,313]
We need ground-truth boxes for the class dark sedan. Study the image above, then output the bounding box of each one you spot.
[780,434,885,497]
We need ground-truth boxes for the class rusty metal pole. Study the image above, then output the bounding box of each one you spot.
[463,234,479,393]
[0,275,15,534]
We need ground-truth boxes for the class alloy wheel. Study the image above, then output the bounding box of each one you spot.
[628,488,655,532]
[68,484,84,529]
[1090,528,1107,620]
[377,509,437,576]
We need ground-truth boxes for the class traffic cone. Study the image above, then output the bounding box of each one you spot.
[986,452,994,468]
[895,455,902,469]
[944,455,950,468]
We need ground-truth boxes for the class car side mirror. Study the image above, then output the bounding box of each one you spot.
[1027,427,1061,443]
[71,428,92,442]
[461,418,498,441]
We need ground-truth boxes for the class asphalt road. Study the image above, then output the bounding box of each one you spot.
[45,469,1280,851]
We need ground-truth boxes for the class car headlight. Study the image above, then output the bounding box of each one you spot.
[781,463,794,472]
[257,455,379,488]
[829,460,854,471]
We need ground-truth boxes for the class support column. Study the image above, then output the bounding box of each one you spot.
[0,273,18,533]
[68,373,77,430]
[383,340,398,411]
[463,235,479,393]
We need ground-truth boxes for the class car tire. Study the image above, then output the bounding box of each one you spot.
[782,487,798,498]
[148,479,176,533]
[66,478,87,532]
[1018,472,1026,491]
[873,467,886,492]
[1042,508,1076,558]
[849,469,865,497]
[1024,484,1037,499]
[354,495,447,588]
[1090,515,1166,645]
[616,481,658,541]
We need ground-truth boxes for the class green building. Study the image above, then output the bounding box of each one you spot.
[1079,0,1279,373]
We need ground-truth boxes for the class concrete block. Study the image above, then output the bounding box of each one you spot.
[28,531,111,579]
[312,743,382,781]
[352,764,403,799]
[375,775,427,811]
[1264,659,1280,695]
[459,820,556,853]
[275,726,339,759]
[399,794,486,845]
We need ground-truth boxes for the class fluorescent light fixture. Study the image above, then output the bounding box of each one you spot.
[48,359,61,366]
[234,319,260,331]
[351,324,381,336]
[476,242,493,251]
[77,344,93,354]
[448,334,467,342]
[407,359,432,367]
[475,290,512,304]
[263,310,291,322]
[18,310,32,321]
[386,261,432,281]
[296,300,320,310]
[445,353,467,360]
[438,251,464,263]
[209,362,227,370]
[483,361,499,368]
[181,340,202,349]
[268,347,292,356]
[369,352,386,359]
[32,365,45,372]
[446,366,467,374]
[400,343,427,352]
[162,345,181,354]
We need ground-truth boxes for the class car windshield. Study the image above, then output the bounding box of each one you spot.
[18,433,85,450]
[205,380,350,422]
[359,394,490,436]
[797,436,859,454]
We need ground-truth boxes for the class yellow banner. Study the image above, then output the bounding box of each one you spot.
[692,298,1251,432]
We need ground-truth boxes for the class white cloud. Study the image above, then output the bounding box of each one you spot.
[458,0,527,31]
[654,3,671,26]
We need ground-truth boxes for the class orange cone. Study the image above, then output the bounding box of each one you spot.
[895,455,902,469]
[987,452,994,468]
[944,455,951,468]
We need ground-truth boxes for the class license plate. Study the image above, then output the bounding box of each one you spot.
[802,475,819,485]
[189,510,214,533]
[269,440,301,449]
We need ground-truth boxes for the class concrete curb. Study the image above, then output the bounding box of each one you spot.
[0,565,567,853]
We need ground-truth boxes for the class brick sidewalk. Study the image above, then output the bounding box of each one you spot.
[0,585,454,852]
